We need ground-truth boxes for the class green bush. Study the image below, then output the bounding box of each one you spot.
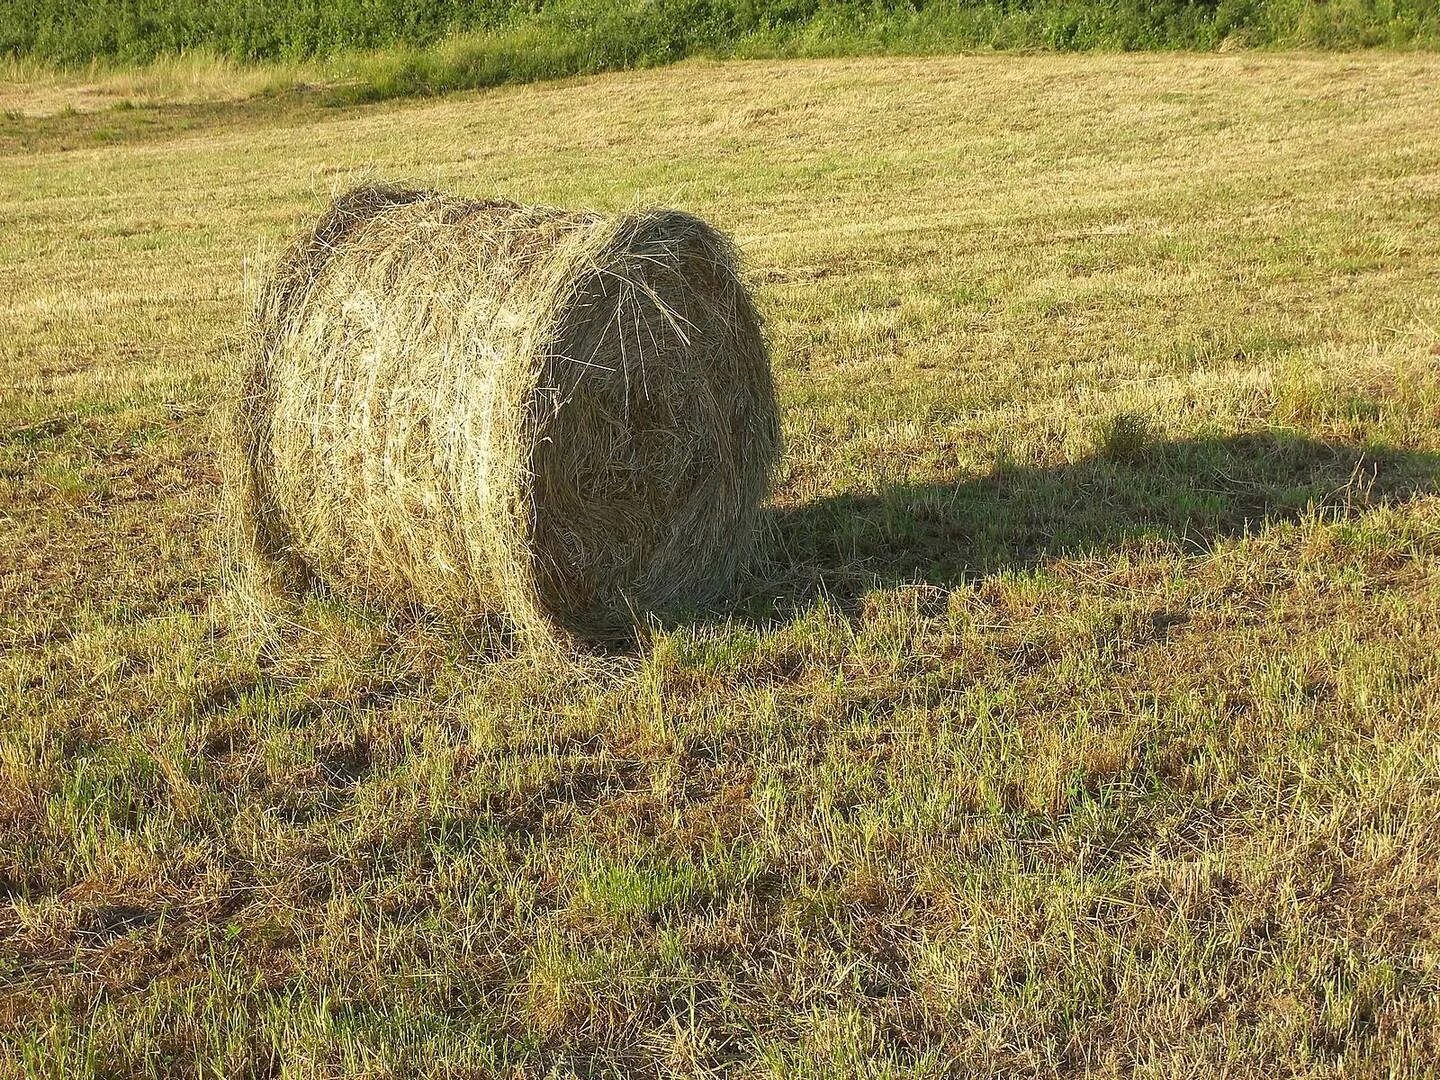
[3,0,1439,84]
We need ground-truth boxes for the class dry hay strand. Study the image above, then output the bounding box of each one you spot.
[228,183,780,649]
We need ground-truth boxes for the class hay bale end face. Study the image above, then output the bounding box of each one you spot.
[233,184,780,644]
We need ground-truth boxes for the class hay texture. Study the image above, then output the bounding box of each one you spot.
[233,184,779,645]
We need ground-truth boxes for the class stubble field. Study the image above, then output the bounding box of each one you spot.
[2,52,1440,1077]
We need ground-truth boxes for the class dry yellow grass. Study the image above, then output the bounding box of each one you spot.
[2,53,1440,1077]
[0,50,304,117]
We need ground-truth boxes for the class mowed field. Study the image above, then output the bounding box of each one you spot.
[3,53,1440,1077]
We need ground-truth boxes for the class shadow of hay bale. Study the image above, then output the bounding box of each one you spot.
[718,432,1440,628]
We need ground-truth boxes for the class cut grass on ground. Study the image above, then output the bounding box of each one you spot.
[2,53,1440,1077]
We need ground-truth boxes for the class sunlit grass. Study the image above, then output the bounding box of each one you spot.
[2,52,1439,1077]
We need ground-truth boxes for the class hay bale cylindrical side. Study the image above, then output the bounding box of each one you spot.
[234,184,780,643]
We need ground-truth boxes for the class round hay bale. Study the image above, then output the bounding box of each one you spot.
[233,183,780,645]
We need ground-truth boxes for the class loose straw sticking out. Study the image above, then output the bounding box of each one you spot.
[227,184,780,648]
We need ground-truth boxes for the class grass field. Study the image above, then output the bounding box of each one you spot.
[3,52,1440,1077]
